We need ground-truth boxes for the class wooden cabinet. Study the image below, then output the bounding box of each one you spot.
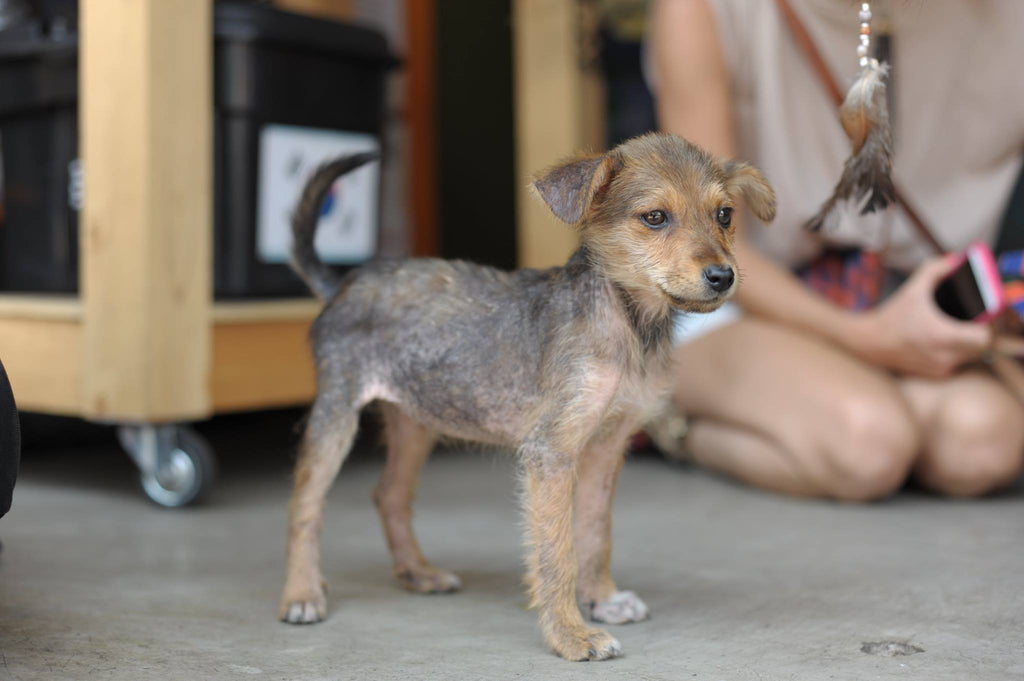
[0,1,320,424]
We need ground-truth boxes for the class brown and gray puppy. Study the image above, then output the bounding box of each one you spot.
[278,133,775,660]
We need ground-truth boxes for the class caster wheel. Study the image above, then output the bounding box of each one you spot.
[118,424,216,507]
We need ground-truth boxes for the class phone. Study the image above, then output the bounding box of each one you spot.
[934,242,1006,322]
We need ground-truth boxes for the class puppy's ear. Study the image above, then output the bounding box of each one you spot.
[533,153,619,224]
[723,160,776,223]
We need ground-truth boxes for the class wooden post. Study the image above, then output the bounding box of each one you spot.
[406,0,439,257]
[513,0,605,269]
[79,0,213,421]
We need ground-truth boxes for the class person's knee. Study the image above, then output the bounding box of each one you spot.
[824,394,919,502]
[921,394,1024,497]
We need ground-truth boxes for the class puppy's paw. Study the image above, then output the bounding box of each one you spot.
[589,590,650,624]
[279,580,327,624]
[395,564,462,594]
[549,626,623,661]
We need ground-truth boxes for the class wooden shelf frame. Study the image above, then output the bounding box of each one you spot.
[0,1,606,419]
[0,293,320,419]
[513,0,605,269]
[0,1,319,421]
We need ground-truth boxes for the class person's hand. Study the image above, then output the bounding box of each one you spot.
[849,256,992,378]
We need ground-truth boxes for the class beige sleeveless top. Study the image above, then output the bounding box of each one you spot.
[704,0,1024,271]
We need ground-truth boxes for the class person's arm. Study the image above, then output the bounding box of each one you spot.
[649,0,989,378]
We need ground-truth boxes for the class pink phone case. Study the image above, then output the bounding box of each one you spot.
[946,242,1006,323]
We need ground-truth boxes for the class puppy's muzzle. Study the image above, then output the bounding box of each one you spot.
[702,264,735,293]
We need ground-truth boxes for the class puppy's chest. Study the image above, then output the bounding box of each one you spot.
[611,363,671,419]
[592,346,673,425]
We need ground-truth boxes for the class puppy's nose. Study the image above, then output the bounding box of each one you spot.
[703,264,735,292]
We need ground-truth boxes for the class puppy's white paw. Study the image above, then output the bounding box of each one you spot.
[281,600,325,624]
[584,629,623,661]
[589,590,650,624]
[279,579,327,624]
[550,626,623,661]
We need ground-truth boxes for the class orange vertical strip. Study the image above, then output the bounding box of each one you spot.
[405,0,439,256]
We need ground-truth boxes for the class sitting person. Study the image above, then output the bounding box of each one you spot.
[646,0,1024,499]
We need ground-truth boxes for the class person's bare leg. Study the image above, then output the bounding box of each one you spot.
[670,318,919,500]
[900,369,1024,496]
[684,420,818,497]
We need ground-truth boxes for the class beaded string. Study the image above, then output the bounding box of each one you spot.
[801,0,895,232]
[857,3,873,67]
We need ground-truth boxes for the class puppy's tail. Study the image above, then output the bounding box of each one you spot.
[290,152,379,301]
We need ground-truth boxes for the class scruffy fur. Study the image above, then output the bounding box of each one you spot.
[278,133,776,660]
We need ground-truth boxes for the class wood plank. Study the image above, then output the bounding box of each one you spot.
[80,0,213,422]
[213,299,320,324]
[0,318,82,415]
[512,0,605,268]
[211,320,317,412]
[0,295,82,321]
[0,299,320,415]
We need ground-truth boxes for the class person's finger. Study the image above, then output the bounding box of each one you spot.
[913,255,960,288]
[994,333,1024,359]
[928,351,967,379]
[939,318,993,355]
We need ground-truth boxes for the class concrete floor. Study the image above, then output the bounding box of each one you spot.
[1,412,1022,681]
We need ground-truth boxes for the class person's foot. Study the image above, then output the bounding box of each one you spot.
[645,406,691,462]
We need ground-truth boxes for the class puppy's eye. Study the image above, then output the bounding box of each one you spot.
[641,210,667,228]
[716,207,733,229]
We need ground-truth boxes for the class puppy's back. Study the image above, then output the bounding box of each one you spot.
[308,255,611,444]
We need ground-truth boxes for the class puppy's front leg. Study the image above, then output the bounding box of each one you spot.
[575,423,650,625]
[523,447,621,661]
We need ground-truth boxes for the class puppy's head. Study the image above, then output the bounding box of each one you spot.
[534,133,775,316]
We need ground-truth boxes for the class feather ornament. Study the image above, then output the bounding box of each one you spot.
[806,58,895,232]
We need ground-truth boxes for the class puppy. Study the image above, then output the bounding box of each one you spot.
[278,133,775,660]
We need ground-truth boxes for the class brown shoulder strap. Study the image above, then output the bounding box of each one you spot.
[774,0,946,255]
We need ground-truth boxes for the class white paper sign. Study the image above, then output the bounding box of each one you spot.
[257,124,380,264]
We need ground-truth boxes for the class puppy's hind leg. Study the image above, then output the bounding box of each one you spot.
[375,403,461,593]
[280,397,358,624]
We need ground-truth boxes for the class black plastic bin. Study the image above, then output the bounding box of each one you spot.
[213,2,396,297]
[0,1,396,297]
[0,34,78,293]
